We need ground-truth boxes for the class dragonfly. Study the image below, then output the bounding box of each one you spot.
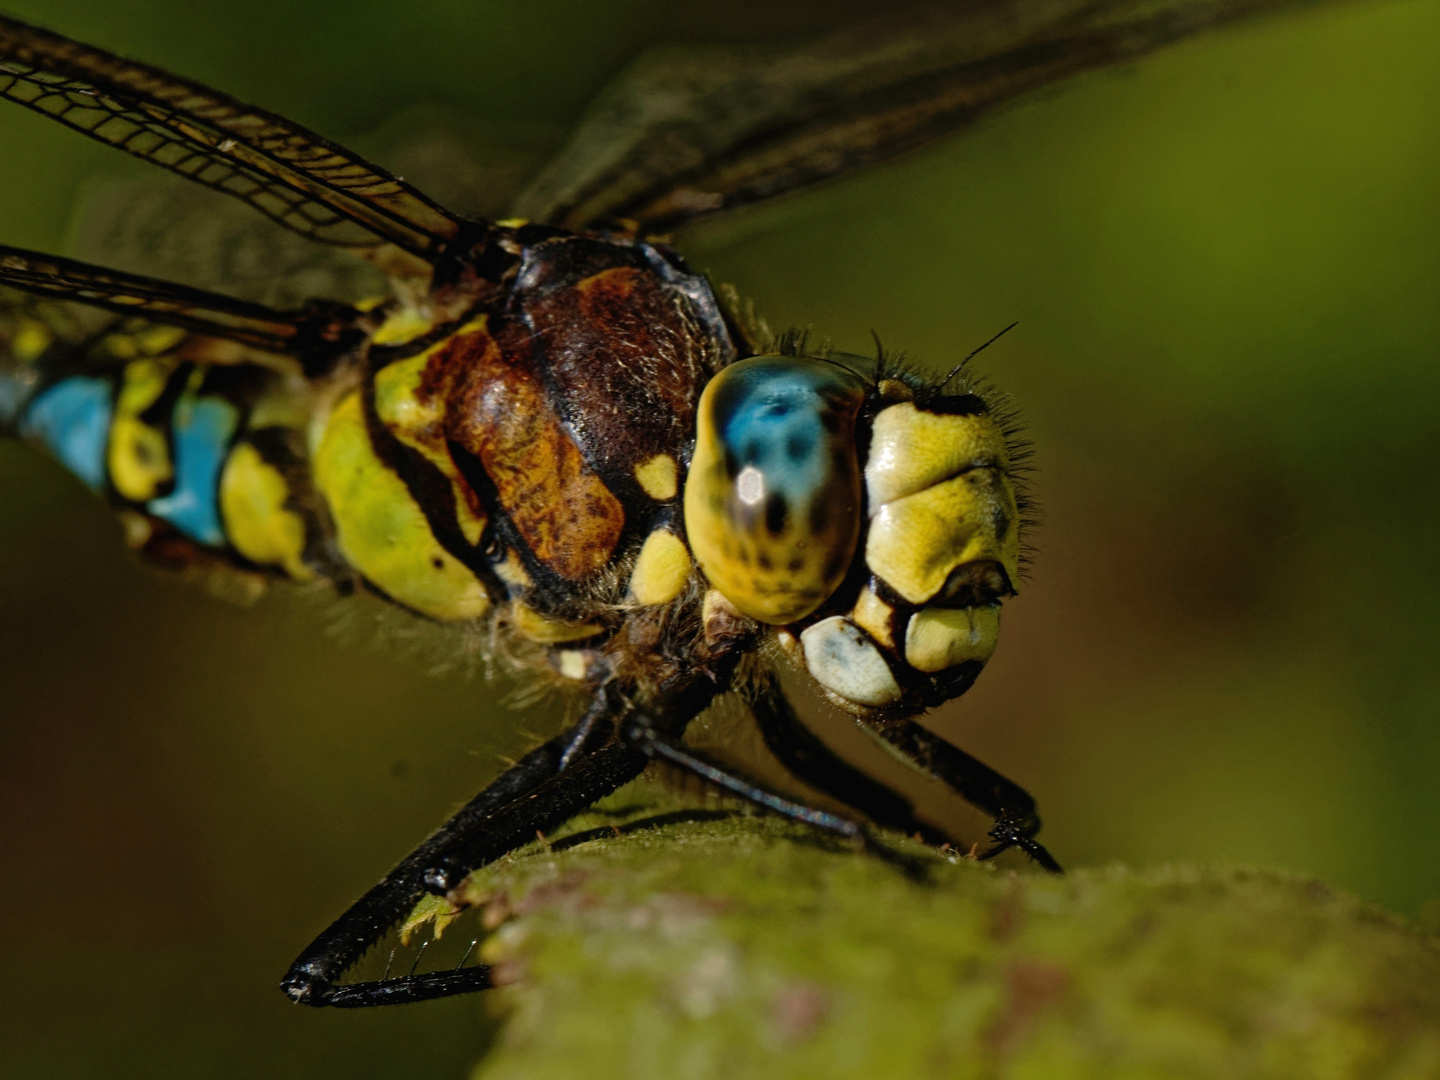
[0,0,1293,1008]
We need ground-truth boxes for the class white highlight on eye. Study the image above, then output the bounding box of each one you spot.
[736,465,765,505]
[800,617,902,708]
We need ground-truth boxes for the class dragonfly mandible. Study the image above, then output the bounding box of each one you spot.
[0,0,1290,1007]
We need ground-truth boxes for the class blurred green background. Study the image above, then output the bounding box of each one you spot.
[2,0,1438,1076]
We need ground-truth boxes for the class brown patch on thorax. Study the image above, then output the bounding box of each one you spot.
[444,321,625,581]
[523,263,711,491]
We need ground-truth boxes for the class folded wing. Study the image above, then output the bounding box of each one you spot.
[512,0,1302,233]
[0,244,342,355]
[0,15,465,263]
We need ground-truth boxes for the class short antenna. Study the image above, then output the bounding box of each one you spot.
[940,321,1018,390]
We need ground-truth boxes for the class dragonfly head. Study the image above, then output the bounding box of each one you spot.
[685,355,1025,717]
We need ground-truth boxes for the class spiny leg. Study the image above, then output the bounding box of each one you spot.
[749,688,955,846]
[281,696,647,1008]
[860,715,1062,872]
[288,741,648,1007]
[620,713,863,842]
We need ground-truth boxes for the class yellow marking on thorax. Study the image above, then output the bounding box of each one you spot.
[634,454,678,501]
[627,528,692,606]
[493,549,532,593]
[556,650,589,681]
[511,602,602,644]
[370,303,437,346]
[850,586,896,649]
[314,391,490,621]
[108,357,176,502]
[373,319,491,545]
[219,442,312,580]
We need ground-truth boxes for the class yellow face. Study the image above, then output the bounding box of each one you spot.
[684,357,1025,717]
[798,397,1020,714]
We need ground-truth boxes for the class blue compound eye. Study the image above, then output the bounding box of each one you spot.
[683,355,867,624]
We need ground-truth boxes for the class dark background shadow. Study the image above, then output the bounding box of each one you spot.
[2,0,1438,1076]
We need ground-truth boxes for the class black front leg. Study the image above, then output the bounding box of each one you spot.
[860,716,1062,873]
[620,712,865,841]
[750,688,954,846]
[281,701,647,1008]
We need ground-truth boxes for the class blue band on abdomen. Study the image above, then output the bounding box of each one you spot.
[18,376,114,491]
[146,391,239,546]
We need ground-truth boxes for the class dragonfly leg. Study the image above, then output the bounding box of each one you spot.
[619,713,865,842]
[748,689,963,847]
[855,715,1062,873]
[281,697,647,1008]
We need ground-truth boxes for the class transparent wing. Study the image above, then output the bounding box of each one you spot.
[0,244,318,353]
[0,16,465,262]
[513,0,1303,232]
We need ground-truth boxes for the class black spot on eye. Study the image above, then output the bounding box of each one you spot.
[809,499,830,535]
[432,557,445,569]
[765,493,788,534]
[786,434,812,463]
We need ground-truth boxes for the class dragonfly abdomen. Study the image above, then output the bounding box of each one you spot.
[3,313,335,583]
